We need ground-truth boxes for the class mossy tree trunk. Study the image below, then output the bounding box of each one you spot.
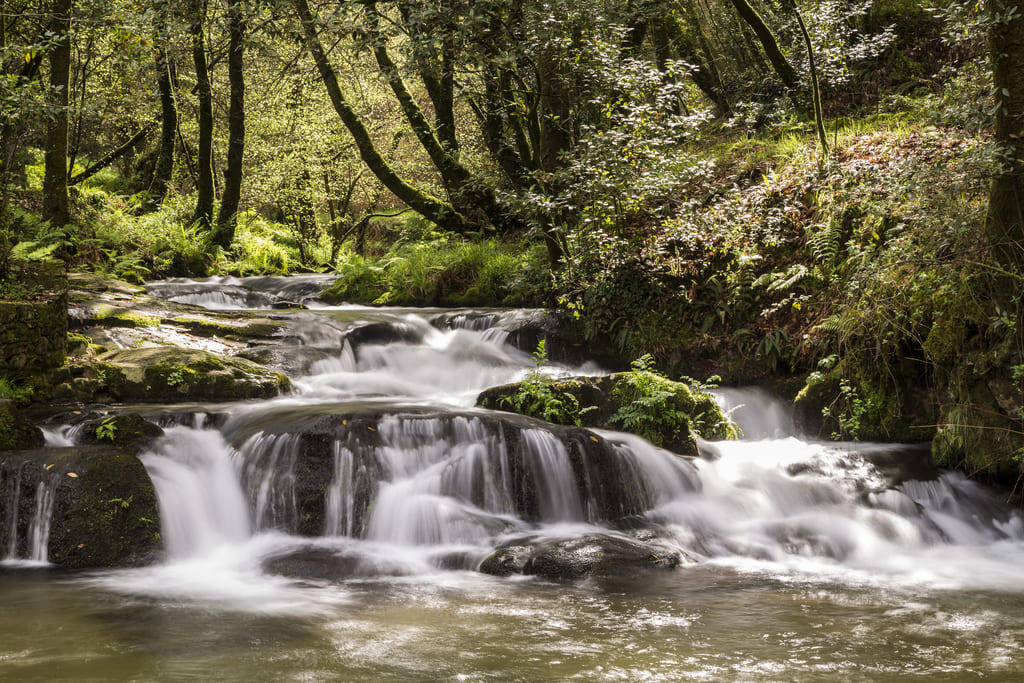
[212,0,247,249]
[189,0,215,231]
[727,0,805,112]
[986,0,1024,274]
[148,46,177,209]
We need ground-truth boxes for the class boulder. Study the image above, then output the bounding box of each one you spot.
[478,373,736,456]
[479,531,688,580]
[0,444,162,568]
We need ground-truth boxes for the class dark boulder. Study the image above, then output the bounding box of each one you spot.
[479,531,689,580]
[1,444,162,568]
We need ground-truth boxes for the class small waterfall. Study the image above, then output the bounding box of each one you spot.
[712,387,797,438]
[325,443,356,537]
[363,416,518,545]
[237,432,299,532]
[27,475,58,563]
[141,427,252,559]
[1,463,58,564]
[520,429,584,522]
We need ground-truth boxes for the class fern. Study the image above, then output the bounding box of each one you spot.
[807,219,842,268]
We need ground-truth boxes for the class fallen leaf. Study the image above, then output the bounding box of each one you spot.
[67,472,79,478]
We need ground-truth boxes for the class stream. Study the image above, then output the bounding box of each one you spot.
[3,275,1024,681]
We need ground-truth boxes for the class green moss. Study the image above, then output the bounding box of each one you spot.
[91,305,160,328]
[0,399,44,449]
[67,333,92,356]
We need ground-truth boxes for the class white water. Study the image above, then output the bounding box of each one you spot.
[52,276,1024,607]
[11,276,1024,680]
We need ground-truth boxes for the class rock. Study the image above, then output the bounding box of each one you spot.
[60,347,291,403]
[0,445,162,568]
[79,413,165,449]
[479,532,688,580]
[0,399,45,450]
[263,545,418,580]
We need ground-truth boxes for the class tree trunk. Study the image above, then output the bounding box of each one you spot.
[148,47,177,209]
[212,1,246,249]
[293,0,472,233]
[42,0,72,228]
[986,0,1024,273]
[727,0,802,103]
[190,0,215,230]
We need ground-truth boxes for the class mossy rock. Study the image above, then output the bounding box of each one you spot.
[0,445,162,568]
[478,372,735,456]
[67,332,92,356]
[0,399,45,450]
[794,371,936,443]
[75,347,292,402]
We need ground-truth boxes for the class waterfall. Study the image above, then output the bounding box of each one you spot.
[0,463,58,564]
[140,427,252,559]
[123,278,1024,587]
[27,475,58,563]
[325,443,356,537]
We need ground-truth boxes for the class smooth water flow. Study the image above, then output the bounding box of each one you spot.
[6,275,1024,680]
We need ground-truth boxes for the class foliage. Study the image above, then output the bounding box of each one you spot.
[95,417,118,443]
[610,355,736,446]
[324,230,548,306]
[500,341,590,426]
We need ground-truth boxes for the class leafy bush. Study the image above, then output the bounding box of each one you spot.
[500,341,592,426]
[610,355,736,448]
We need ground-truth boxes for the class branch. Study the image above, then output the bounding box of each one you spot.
[68,121,157,186]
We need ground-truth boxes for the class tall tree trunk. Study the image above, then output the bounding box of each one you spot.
[986,0,1024,273]
[42,0,72,228]
[148,47,177,208]
[727,0,803,107]
[189,0,214,230]
[212,1,246,249]
[293,0,472,233]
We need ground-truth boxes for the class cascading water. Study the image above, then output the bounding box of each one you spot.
[11,275,1024,680]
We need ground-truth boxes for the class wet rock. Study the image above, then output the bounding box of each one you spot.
[224,406,695,536]
[263,545,417,580]
[0,399,45,450]
[479,532,688,580]
[490,309,606,367]
[0,445,162,568]
[345,321,425,350]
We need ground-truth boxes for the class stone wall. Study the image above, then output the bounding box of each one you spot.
[0,260,68,372]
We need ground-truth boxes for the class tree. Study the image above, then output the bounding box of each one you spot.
[986,0,1024,273]
[212,0,247,248]
[42,0,73,228]
[293,0,474,233]
[189,0,215,230]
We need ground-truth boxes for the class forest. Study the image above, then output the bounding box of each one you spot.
[2,0,1023,482]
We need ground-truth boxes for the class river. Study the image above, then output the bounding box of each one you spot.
[2,276,1024,681]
